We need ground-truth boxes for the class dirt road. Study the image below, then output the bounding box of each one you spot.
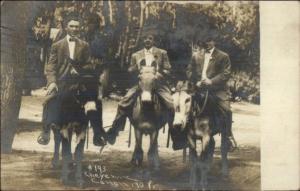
[1,90,260,190]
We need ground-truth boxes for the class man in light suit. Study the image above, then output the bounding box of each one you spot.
[106,33,174,144]
[186,36,237,151]
[37,14,106,146]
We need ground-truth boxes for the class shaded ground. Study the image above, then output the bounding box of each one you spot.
[1,89,260,190]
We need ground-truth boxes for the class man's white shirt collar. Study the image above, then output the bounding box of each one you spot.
[144,47,154,66]
[205,47,215,55]
[66,34,72,42]
[66,34,76,59]
[202,47,215,80]
[144,47,153,54]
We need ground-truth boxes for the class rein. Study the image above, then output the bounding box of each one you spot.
[191,89,209,119]
[197,90,209,115]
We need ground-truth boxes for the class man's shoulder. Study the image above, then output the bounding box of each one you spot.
[153,46,167,54]
[191,51,202,59]
[132,49,143,57]
[52,37,66,47]
[76,37,89,47]
[215,48,229,58]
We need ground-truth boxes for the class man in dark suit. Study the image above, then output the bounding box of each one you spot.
[186,37,237,151]
[106,33,174,144]
[37,14,106,146]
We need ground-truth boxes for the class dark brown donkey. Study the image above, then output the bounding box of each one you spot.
[58,87,88,188]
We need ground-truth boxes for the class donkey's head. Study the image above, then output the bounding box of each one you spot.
[172,90,192,130]
[138,65,157,103]
[192,115,210,139]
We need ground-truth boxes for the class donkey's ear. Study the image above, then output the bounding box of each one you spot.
[185,97,191,103]
[151,60,157,68]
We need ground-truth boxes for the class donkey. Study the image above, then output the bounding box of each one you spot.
[130,66,174,171]
[58,89,89,188]
[172,85,229,190]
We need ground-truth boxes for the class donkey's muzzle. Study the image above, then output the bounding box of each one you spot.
[141,91,152,102]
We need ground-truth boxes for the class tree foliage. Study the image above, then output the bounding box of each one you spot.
[31,1,260,100]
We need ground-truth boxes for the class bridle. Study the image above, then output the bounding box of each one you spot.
[192,89,209,117]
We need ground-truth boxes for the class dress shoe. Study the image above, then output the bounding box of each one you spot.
[106,128,118,145]
[93,136,106,146]
[37,130,50,145]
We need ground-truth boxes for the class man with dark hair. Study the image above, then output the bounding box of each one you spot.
[186,36,237,151]
[106,32,174,144]
[37,14,106,146]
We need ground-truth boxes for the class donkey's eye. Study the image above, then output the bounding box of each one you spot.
[185,97,191,103]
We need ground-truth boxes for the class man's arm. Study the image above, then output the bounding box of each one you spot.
[210,54,231,85]
[81,42,94,73]
[186,54,196,83]
[161,50,171,76]
[128,53,138,75]
[45,43,58,86]
[70,42,95,76]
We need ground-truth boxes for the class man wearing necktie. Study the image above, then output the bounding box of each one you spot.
[186,36,237,151]
[37,14,106,147]
[106,33,174,144]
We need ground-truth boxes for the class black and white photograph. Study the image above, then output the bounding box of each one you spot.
[1,1,299,190]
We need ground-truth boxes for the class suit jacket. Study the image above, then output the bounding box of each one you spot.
[128,46,171,77]
[186,48,231,100]
[45,36,94,86]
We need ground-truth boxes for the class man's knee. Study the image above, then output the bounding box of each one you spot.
[118,87,138,109]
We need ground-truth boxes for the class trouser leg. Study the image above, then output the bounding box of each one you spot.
[156,85,174,112]
[87,100,105,135]
[38,96,61,145]
[217,99,233,138]
[106,86,138,144]
[156,85,175,127]
[112,86,138,130]
[215,98,236,150]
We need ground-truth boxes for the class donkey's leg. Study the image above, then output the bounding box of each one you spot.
[221,129,229,178]
[189,148,198,191]
[131,128,143,167]
[188,135,198,190]
[52,127,61,169]
[207,137,215,166]
[61,129,72,184]
[148,129,160,171]
[74,133,85,188]
[200,136,215,190]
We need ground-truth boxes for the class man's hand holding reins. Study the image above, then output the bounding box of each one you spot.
[201,78,212,86]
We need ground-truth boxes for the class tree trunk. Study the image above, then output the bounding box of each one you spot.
[134,1,146,47]
[1,2,29,153]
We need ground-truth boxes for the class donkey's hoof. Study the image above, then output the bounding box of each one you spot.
[61,177,72,186]
[153,165,160,172]
[51,158,60,169]
[221,167,229,178]
[76,179,85,188]
[131,159,142,167]
[221,174,229,181]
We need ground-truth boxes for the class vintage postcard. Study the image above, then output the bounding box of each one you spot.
[1,1,299,190]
